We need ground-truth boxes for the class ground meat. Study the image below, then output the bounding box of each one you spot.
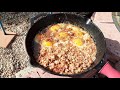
[34,23,97,75]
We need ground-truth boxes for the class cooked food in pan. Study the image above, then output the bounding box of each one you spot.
[34,23,97,75]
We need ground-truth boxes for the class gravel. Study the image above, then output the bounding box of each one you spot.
[0,12,49,78]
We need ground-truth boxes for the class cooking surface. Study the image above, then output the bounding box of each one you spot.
[0,12,120,78]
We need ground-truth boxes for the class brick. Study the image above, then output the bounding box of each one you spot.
[0,30,16,48]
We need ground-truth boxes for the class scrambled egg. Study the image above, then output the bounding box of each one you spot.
[58,23,66,28]
[49,24,60,32]
[75,31,84,37]
[72,27,84,37]
[40,23,86,47]
[59,32,68,38]
[73,38,83,46]
[42,40,53,47]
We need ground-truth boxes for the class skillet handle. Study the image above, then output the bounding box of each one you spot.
[86,12,95,24]
[85,12,95,19]
[99,61,120,78]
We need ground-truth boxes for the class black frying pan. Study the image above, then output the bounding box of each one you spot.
[25,13,106,77]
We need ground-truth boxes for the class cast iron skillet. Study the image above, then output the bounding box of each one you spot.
[25,13,106,77]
